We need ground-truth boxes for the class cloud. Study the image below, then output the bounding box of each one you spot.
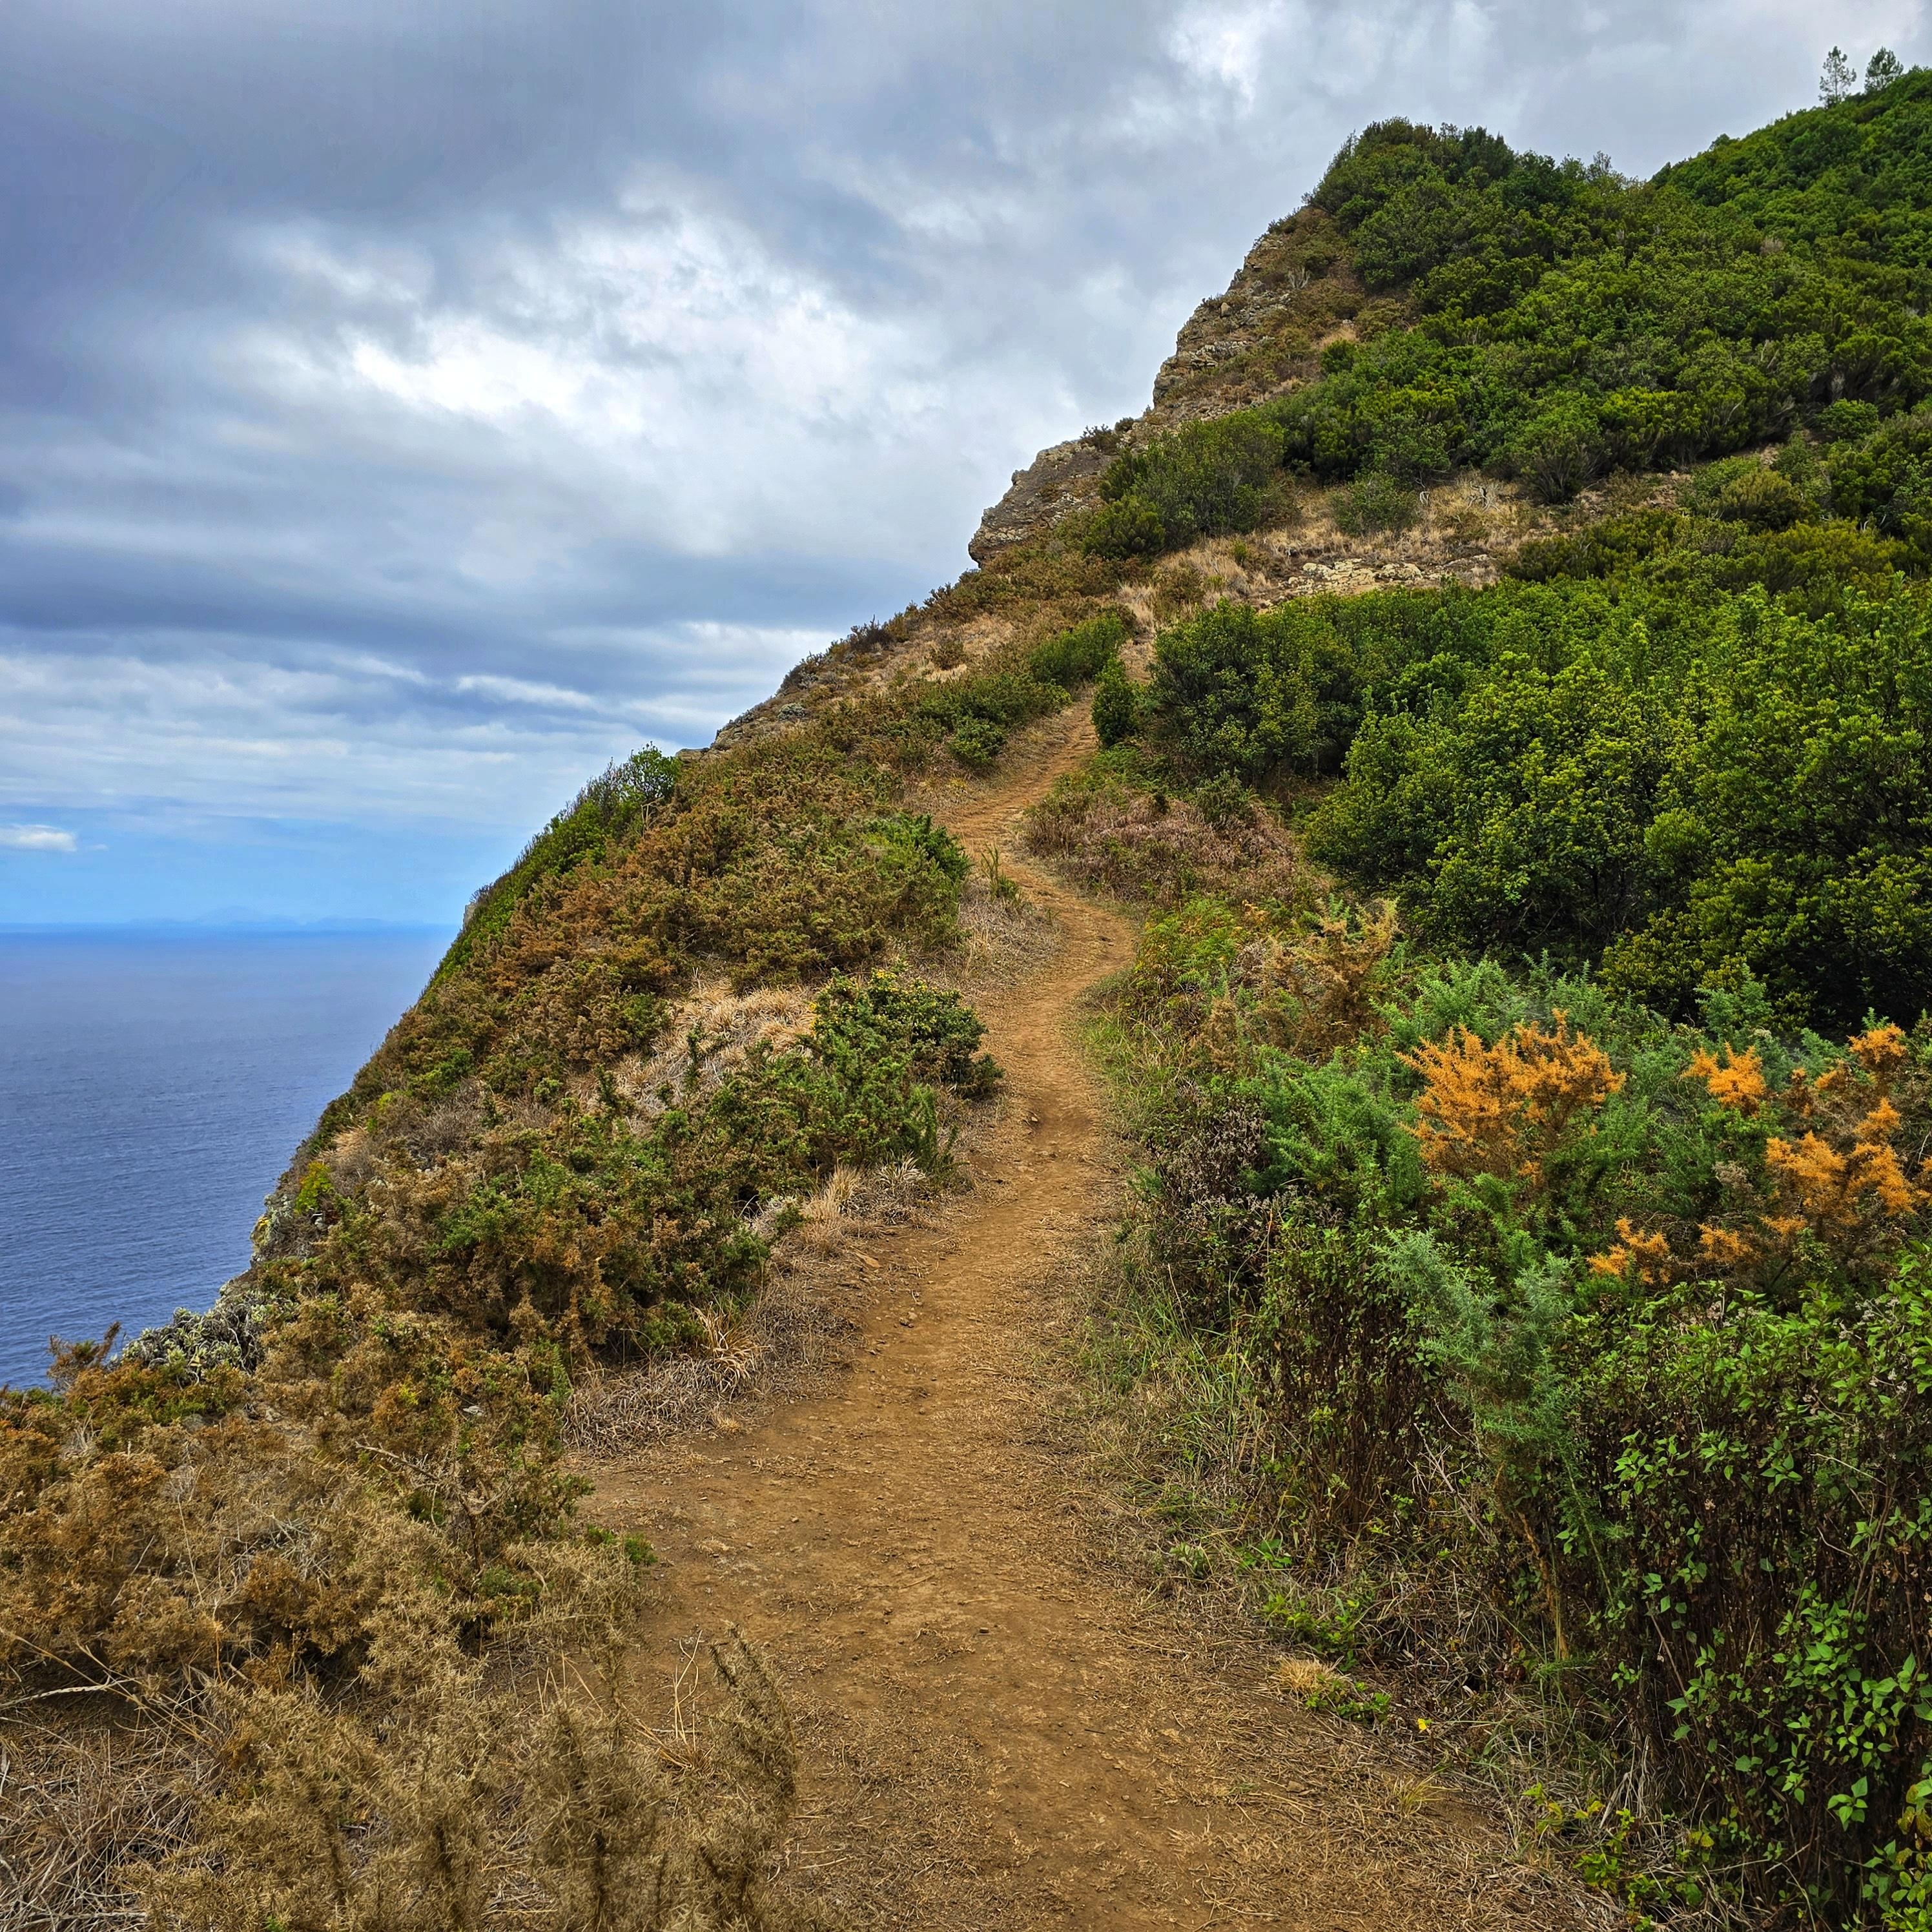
[0,0,1922,920]
[0,824,77,853]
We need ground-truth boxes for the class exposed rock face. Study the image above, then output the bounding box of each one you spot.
[965,207,1372,563]
[966,435,1116,564]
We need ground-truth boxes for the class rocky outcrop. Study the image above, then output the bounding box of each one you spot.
[965,207,1373,564]
[966,433,1118,563]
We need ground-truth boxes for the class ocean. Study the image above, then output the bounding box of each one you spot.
[0,928,452,1388]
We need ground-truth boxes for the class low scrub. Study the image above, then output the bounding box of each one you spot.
[1101,887,1932,1923]
[1023,753,1302,909]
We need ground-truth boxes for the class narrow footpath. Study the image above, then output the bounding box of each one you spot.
[590,714,1590,1931]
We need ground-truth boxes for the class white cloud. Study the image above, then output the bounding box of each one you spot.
[0,0,1924,924]
[0,824,77,853]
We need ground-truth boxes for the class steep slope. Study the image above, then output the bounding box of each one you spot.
[590,721,1589,1930]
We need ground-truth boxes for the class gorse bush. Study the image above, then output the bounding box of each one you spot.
[273,969,996,1361]
[446,746,681,977]
[1105,896,1932,1921]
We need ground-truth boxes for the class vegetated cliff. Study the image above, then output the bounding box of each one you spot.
[968,207,1377,564]
[15,61,1932,1929]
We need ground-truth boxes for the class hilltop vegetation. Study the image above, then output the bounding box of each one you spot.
[1086,60,1932,560]
[1030,56,1932,1931]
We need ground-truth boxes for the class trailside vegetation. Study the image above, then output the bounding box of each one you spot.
[1089,894,1932,1923]
[0,612,1122,1922]
[1037,68,1932,1920]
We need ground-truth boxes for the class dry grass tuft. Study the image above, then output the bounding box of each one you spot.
[1,1558,825,1932]
[1275,1656,1349,1700]
[944,874,1058,987]
[1024,776,1300,908]
[0,1718,203,1931]
[615,980,816,1115]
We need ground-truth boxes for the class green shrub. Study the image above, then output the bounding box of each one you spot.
[1146,589,1489,784]
[1709,465,1812,529]
[949,715,1007,768]
[1084,494,1166,559]
[1820,399,1883,443]
[1029,610,1128,685]
[1105,890,1932,1920]
[1085,413,1288,558]
[1331,469,1418,533]
[1092,659,1144,748]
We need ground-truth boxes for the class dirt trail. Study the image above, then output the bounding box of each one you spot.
[590,715,1584,1931]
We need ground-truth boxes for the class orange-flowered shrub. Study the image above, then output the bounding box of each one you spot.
[1403,1016,1623,1187]
[1592,1021,1929,1290]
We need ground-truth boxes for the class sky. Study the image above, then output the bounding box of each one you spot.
[0,0,1922,927]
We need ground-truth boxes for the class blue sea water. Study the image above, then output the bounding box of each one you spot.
[0,929,451,1388]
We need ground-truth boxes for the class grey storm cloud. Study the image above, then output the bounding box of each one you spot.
[0,0,1923,865]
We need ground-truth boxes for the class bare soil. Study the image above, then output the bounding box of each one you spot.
[588,714,1595,1931]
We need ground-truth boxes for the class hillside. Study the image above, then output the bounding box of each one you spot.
[13,57,1932,1930]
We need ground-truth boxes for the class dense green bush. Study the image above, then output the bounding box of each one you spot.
[1133,519,1932,1031]
[1147,586,1491,783]
[1092,658,1144,748]
[949,715,1007,768]
[1029,609,1128,685]
[1297,579,1932,1031]
[1085,414,1287,557]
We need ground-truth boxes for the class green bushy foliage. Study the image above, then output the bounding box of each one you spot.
[1092,658,1144,748]
[1331,469,1419,534]
[1106,893,1932,1920]
[1147,587,1492,783]
[1085,414,1288,557]
[1134,514,1932,1030]
[949,715,1007,768]
[1297,579,1932,1031]
[1028,610,1129,685]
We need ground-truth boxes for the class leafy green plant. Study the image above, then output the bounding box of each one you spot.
[1332,469,1419,534]
[1085,414,1288,557]
[1101,878,1932,1920]
[949,715,1007,768]
[1029,610,1128,685]
[1092,658,1144,748]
